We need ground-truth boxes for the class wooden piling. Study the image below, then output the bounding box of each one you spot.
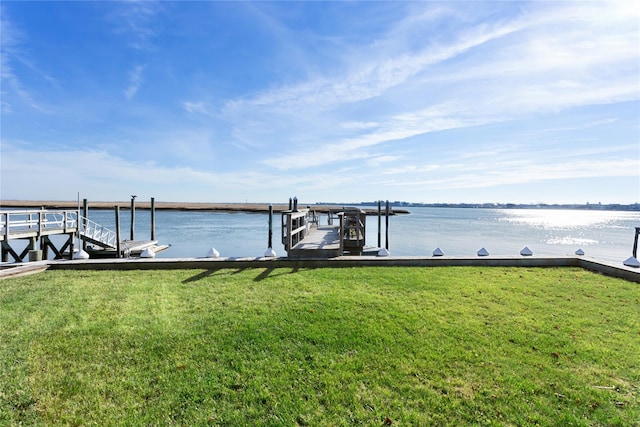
[82,198,88,251]
[130,196,136,240]
[268,204,273,249]
[115,206,121,258]
[377,200,382,248]
[385,200,390,250]
[151,197,155,241]
[69,233,74,260]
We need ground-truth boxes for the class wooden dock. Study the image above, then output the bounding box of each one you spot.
[288,225,341,258]
[1,209,168,262]
[1,209,79,262]
[85,240,170,258]
[282,207,373,258]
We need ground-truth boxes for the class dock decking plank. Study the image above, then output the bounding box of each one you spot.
[288,225,341,258]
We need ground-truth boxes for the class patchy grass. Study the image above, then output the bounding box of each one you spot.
[1,267,638,426]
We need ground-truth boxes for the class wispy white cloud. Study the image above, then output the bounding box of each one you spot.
[123,64,145,99]
[224,0,639,177]
[2,1,638,204]
[225,18,524,114]
[261,102,492,170]
[0,143,347,202]
[367,155,401,168]
[341,121,380,131]
[398,158,640,191]
[108,0,163,50]
[182,101,214,116]
[0,7,50,113]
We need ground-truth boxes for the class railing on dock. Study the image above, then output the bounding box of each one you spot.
[281,209,312,251]
[1,209,117,249]
[281,206,369,257]
[79,216,117,249]
[1,210,78,240]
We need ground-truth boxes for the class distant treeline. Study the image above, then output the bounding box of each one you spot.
[319,202,640,211]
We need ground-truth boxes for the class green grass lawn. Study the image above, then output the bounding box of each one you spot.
[1,267,638,426]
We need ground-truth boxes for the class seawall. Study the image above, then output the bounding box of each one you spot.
[2,256,639,283]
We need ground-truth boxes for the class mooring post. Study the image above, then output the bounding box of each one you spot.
[268,204,273,249]
[130,195,136,240]
[385,200,390,250]
[289,198,293,211]
[377,200,382,248]
[82,198,88,251]
[68,233,74,260]
[150,197,156,241]
[293,197,298,212]
[633,227,640,258]
[115,205,121,258]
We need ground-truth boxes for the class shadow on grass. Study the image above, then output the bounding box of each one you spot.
[182,268,247,283]
[182,266,313,283]
[253,267,300,282]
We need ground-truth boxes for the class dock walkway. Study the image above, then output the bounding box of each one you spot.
[288,225,341,258]
[281,207,372,258]
[1,209,167,261]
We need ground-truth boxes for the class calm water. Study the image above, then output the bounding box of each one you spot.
[75,207,639,263]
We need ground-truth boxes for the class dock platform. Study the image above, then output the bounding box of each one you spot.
[282,207,370,258]
[288,225,341,258]
[86,240,170,258]
[1,209,168,262]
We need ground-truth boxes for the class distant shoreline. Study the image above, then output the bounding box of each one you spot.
[1,199,637,213]
[0,200,410,215]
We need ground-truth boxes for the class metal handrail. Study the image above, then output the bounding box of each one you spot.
[0,210,116,248]
[79,215,117,248]
[1,209,78,237]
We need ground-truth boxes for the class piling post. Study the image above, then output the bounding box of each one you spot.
[268,204,273,249]
[293,197,298,212]
[69,234,74,260]
[264,204,276,257]
[633,227,640,258]
[1,213,7,262]
[289,198,293,211]
[385,200,390,250]
[41,237,49,259]
[377,200,382,248]
[130,195,136,240]
[115,206,122,258]
[82,198,88,251]
[150,197,156,241]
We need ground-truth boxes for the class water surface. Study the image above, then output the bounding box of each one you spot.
[80,207,639,264]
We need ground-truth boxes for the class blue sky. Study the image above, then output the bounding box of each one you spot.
[1,1,638,204]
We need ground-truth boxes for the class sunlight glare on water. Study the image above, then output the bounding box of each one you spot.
[498,209,626,230]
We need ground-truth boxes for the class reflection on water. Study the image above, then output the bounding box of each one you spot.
[366,208,639,263]
[498,209,633,229]
[545,236,599,246]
